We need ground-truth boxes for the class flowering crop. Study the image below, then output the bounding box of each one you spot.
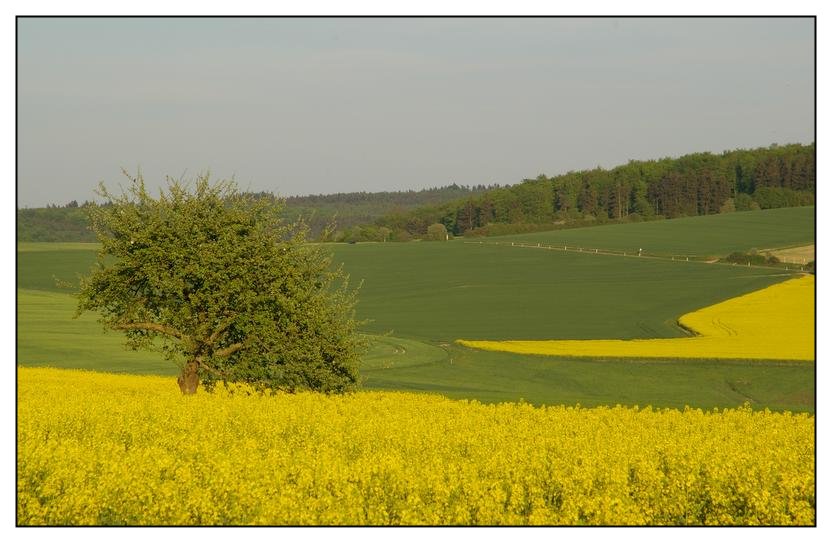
[18,367,814,525]
[459,275,814,361]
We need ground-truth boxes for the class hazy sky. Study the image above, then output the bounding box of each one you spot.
[17,17,814,207]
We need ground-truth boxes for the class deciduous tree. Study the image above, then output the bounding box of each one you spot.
[77,172,365,395]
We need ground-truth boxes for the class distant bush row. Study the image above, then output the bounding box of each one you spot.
[720,251,813,271]
[722,252,781,266]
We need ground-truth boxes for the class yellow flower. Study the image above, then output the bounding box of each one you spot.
[17,367,814,526]
[459,275,814,361]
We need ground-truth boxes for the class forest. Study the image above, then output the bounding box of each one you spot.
[373,143,815,239]
[17,184,496,242]
[17,144,814,243]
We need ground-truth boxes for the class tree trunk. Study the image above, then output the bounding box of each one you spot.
[177,360,199,395]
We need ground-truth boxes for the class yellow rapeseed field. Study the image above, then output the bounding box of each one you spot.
[18,367,814,525]
[458,275,814,361]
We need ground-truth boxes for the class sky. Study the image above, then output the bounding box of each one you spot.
[17,17,815,208]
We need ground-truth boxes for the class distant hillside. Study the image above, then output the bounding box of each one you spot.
[16,184,496,242]
[17,205,97,242]
[267,184,496,238]
[17,144,814,243]
[371,143,815,240]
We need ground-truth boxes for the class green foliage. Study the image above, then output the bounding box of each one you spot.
[734,193,756,211]
[18,184,495,243]
[75,173,366,394]
[390,229,414,242]
[719,198,736,214]
[337,224,393,243]
[753,187,815,210]
[376,143,815,237]
[426,223,448,241]
[263,183,496,238]
[723,252,781,266]
[19,144,815,245]
[17,206,97,242]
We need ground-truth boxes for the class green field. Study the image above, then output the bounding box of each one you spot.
[491,206,814,257]
[17,208,815,411]
[329,242,796,341]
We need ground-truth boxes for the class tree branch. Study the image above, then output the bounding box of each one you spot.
[198,359,229,378]
[206,318,236,345]
[213,342,244,358]
[114,322,183,339]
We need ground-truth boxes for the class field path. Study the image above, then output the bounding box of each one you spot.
[462,240,809,272]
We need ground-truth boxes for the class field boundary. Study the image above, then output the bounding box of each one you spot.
[760,244,815,265]
[462,240,810,272]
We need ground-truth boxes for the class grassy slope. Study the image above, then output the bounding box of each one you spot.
[488,207,815,256]
[16,208,815,411]
[330,242,797,341]
[366,344,813,412]
[21,241,799,341]
[17,289,813,411]
[18,289,174,375]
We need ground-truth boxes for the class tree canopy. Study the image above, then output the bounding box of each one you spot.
[77,172,365,394]
[376,143,815,237]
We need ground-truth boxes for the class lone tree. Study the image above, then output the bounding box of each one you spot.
[77,172,365,394]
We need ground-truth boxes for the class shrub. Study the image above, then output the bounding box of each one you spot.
[426,223,448,241]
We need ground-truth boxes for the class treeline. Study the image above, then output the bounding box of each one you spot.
[369,143,815,240]
[17,184,497,242]
[283,183,499,207]
[17,203,98,242]
[17,145,814,243]
[271,183,497,238]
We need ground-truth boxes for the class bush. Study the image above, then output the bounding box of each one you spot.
[719,198,736,214]
[723,252,780,266]
[734,193,756,211]
[426,223,448,241]
[391,229,413,242]
[752,187,815,210]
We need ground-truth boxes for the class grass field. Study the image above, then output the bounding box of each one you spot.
[328,242,798,342]
[490,206,814,257]
[16,208,815,411]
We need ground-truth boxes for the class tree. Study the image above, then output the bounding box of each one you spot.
[426,223,448,241]
[77,172,365,395]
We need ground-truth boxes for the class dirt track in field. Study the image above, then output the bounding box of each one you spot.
[766,244,814,264]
